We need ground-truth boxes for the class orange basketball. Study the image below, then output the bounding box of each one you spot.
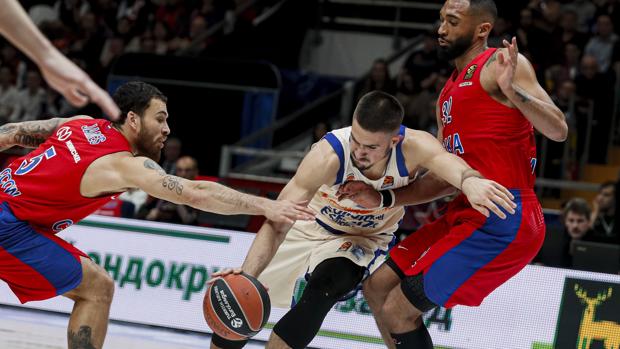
[203,273,271,341]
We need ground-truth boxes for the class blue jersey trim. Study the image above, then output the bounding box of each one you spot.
[396,125,409,177]
[323,133,345,185]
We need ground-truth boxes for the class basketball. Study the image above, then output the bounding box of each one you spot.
[203,272,271,341]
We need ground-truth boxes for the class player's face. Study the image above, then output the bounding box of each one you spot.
[438,0,477,61]
[350,119,399,172]
[564,211,590,239]
[136,98,170,162]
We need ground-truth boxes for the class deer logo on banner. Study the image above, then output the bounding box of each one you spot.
[574,284,620,349]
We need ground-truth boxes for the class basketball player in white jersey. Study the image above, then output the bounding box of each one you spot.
[210,91,516,349]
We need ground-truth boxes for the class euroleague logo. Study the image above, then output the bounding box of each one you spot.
[230,318,243,328]
[56,127,72,141]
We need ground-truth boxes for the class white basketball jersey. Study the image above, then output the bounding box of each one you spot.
[309,126,412,236]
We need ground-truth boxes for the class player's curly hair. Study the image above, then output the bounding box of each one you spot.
[111,81,167,125]
[354,91,403,134]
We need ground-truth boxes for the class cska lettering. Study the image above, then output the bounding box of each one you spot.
[442,133,465,155]
[441,96,453,125]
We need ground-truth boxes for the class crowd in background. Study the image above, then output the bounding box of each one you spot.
[0,0,619,274]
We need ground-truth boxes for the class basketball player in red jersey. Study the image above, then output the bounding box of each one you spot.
[338,0,568,347]
[0,81,314,349]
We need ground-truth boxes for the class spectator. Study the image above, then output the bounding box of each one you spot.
[558,9,589,51]
[591,181,617,244]
[488,17,513,48]
[546,43,581,93]
[0,66,19,123]
[139,156,200,225]
[575,55,615,163]
[561,198,596,267]
[10,70,46,122]
[584,14,618,72]
[403,32,449,90]
[118,188,148,216]
[563,0,597,33]
[160,137,182,174]
[358,59,396,99]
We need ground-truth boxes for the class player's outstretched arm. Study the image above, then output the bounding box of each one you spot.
[113,156,315,223]
[0,115,92,151]
[0,0,120,119]
[494,38,567,142]
[239,140,339,278]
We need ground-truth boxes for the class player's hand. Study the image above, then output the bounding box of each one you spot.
[38,50,120,119]
[461,177,516,219]
[207,268,242,285]
[336,180,381,208]
[263,200,315,224]
[496,37,519,94]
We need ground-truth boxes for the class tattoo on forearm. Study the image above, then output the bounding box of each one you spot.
[0,118,61,149]
[14,134,47,147]
[68,326,97,349]
[162,175,184,195]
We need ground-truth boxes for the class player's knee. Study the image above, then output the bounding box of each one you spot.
[362,278,384,310]
[79,262,115,304]
[90,269,115,304]
[307,258,364,300]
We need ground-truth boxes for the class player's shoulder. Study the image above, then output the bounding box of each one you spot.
[401,127,436,148]
[310,138,341,167]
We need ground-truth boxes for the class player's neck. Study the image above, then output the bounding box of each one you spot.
[454,41,488,72]
[114,124,139,155]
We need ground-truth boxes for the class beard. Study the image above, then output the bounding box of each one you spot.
[135,127,162,162]
[437,34,474,61]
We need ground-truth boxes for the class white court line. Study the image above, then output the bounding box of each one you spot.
[0,305,265,349]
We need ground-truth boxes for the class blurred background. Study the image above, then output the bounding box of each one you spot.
[0,0,619,347]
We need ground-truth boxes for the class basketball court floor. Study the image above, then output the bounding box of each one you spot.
[0,305,266,349]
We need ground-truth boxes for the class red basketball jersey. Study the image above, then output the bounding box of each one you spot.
[0,118,132,234]
[439,48,537,189]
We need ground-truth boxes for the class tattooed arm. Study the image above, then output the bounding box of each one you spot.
[0,116,92,151]
[112,156,315,225]
[493,38,567,141]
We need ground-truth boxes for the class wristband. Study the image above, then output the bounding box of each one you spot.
[460,169,482,189]
[379,189,395,208]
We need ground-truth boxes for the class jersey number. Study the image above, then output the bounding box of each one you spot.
[15,146,57,175]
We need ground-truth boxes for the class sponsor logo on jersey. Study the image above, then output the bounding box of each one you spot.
[458,81,473,87]
[381,176,394,189]
[345,173,355,182]
[81,124,106,145]
[350,245,366,261]
[56,126,72,141]
[65,140,81,163]
[320,206,385,229]
[337,241,352,252]
[464,64,477,80]
[0,168,21,197]
[52,219,74,232]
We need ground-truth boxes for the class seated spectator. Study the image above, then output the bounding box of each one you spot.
[561,198,596,267]
[10,70,46,122]
[591,181,617,244]
[357,58,396,100]
[118,188,148,216]
[584,14,618,72]
[0,66,18,123]
[93,199,136,218]
[160,137,182,174]
[138,156,200,225]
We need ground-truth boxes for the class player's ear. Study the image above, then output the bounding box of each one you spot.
[127,111,140,131]
[478,22,492,38]
[391,134,403,147]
